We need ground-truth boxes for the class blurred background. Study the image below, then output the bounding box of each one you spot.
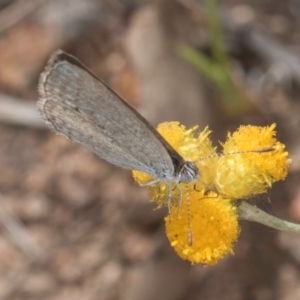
[0,0,300,299]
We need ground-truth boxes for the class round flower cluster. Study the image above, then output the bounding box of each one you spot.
[133,122,289,265]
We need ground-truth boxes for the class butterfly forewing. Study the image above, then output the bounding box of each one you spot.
[38,50,184,179]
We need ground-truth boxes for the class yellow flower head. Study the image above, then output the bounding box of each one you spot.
[165,190,240,265]
[214,124,289,199]
[132,122,216,207]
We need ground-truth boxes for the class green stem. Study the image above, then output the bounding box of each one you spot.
[205,0,229,70]
[238,201,300,233]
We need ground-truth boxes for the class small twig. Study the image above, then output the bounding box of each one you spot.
[238,201,300,233]
[0,94,46,128]
[220,8,300,87]
[0,195,45,259]
[0,0,48,36]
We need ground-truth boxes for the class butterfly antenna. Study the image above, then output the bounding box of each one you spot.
[186,183,193,246]
[194,146,276,163]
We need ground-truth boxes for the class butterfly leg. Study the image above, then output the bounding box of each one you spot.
[140,178,160,186]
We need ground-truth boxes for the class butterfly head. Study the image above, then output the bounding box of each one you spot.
[178,161,199,183]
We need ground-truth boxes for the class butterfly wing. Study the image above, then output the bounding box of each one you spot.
[38,50,184,179]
